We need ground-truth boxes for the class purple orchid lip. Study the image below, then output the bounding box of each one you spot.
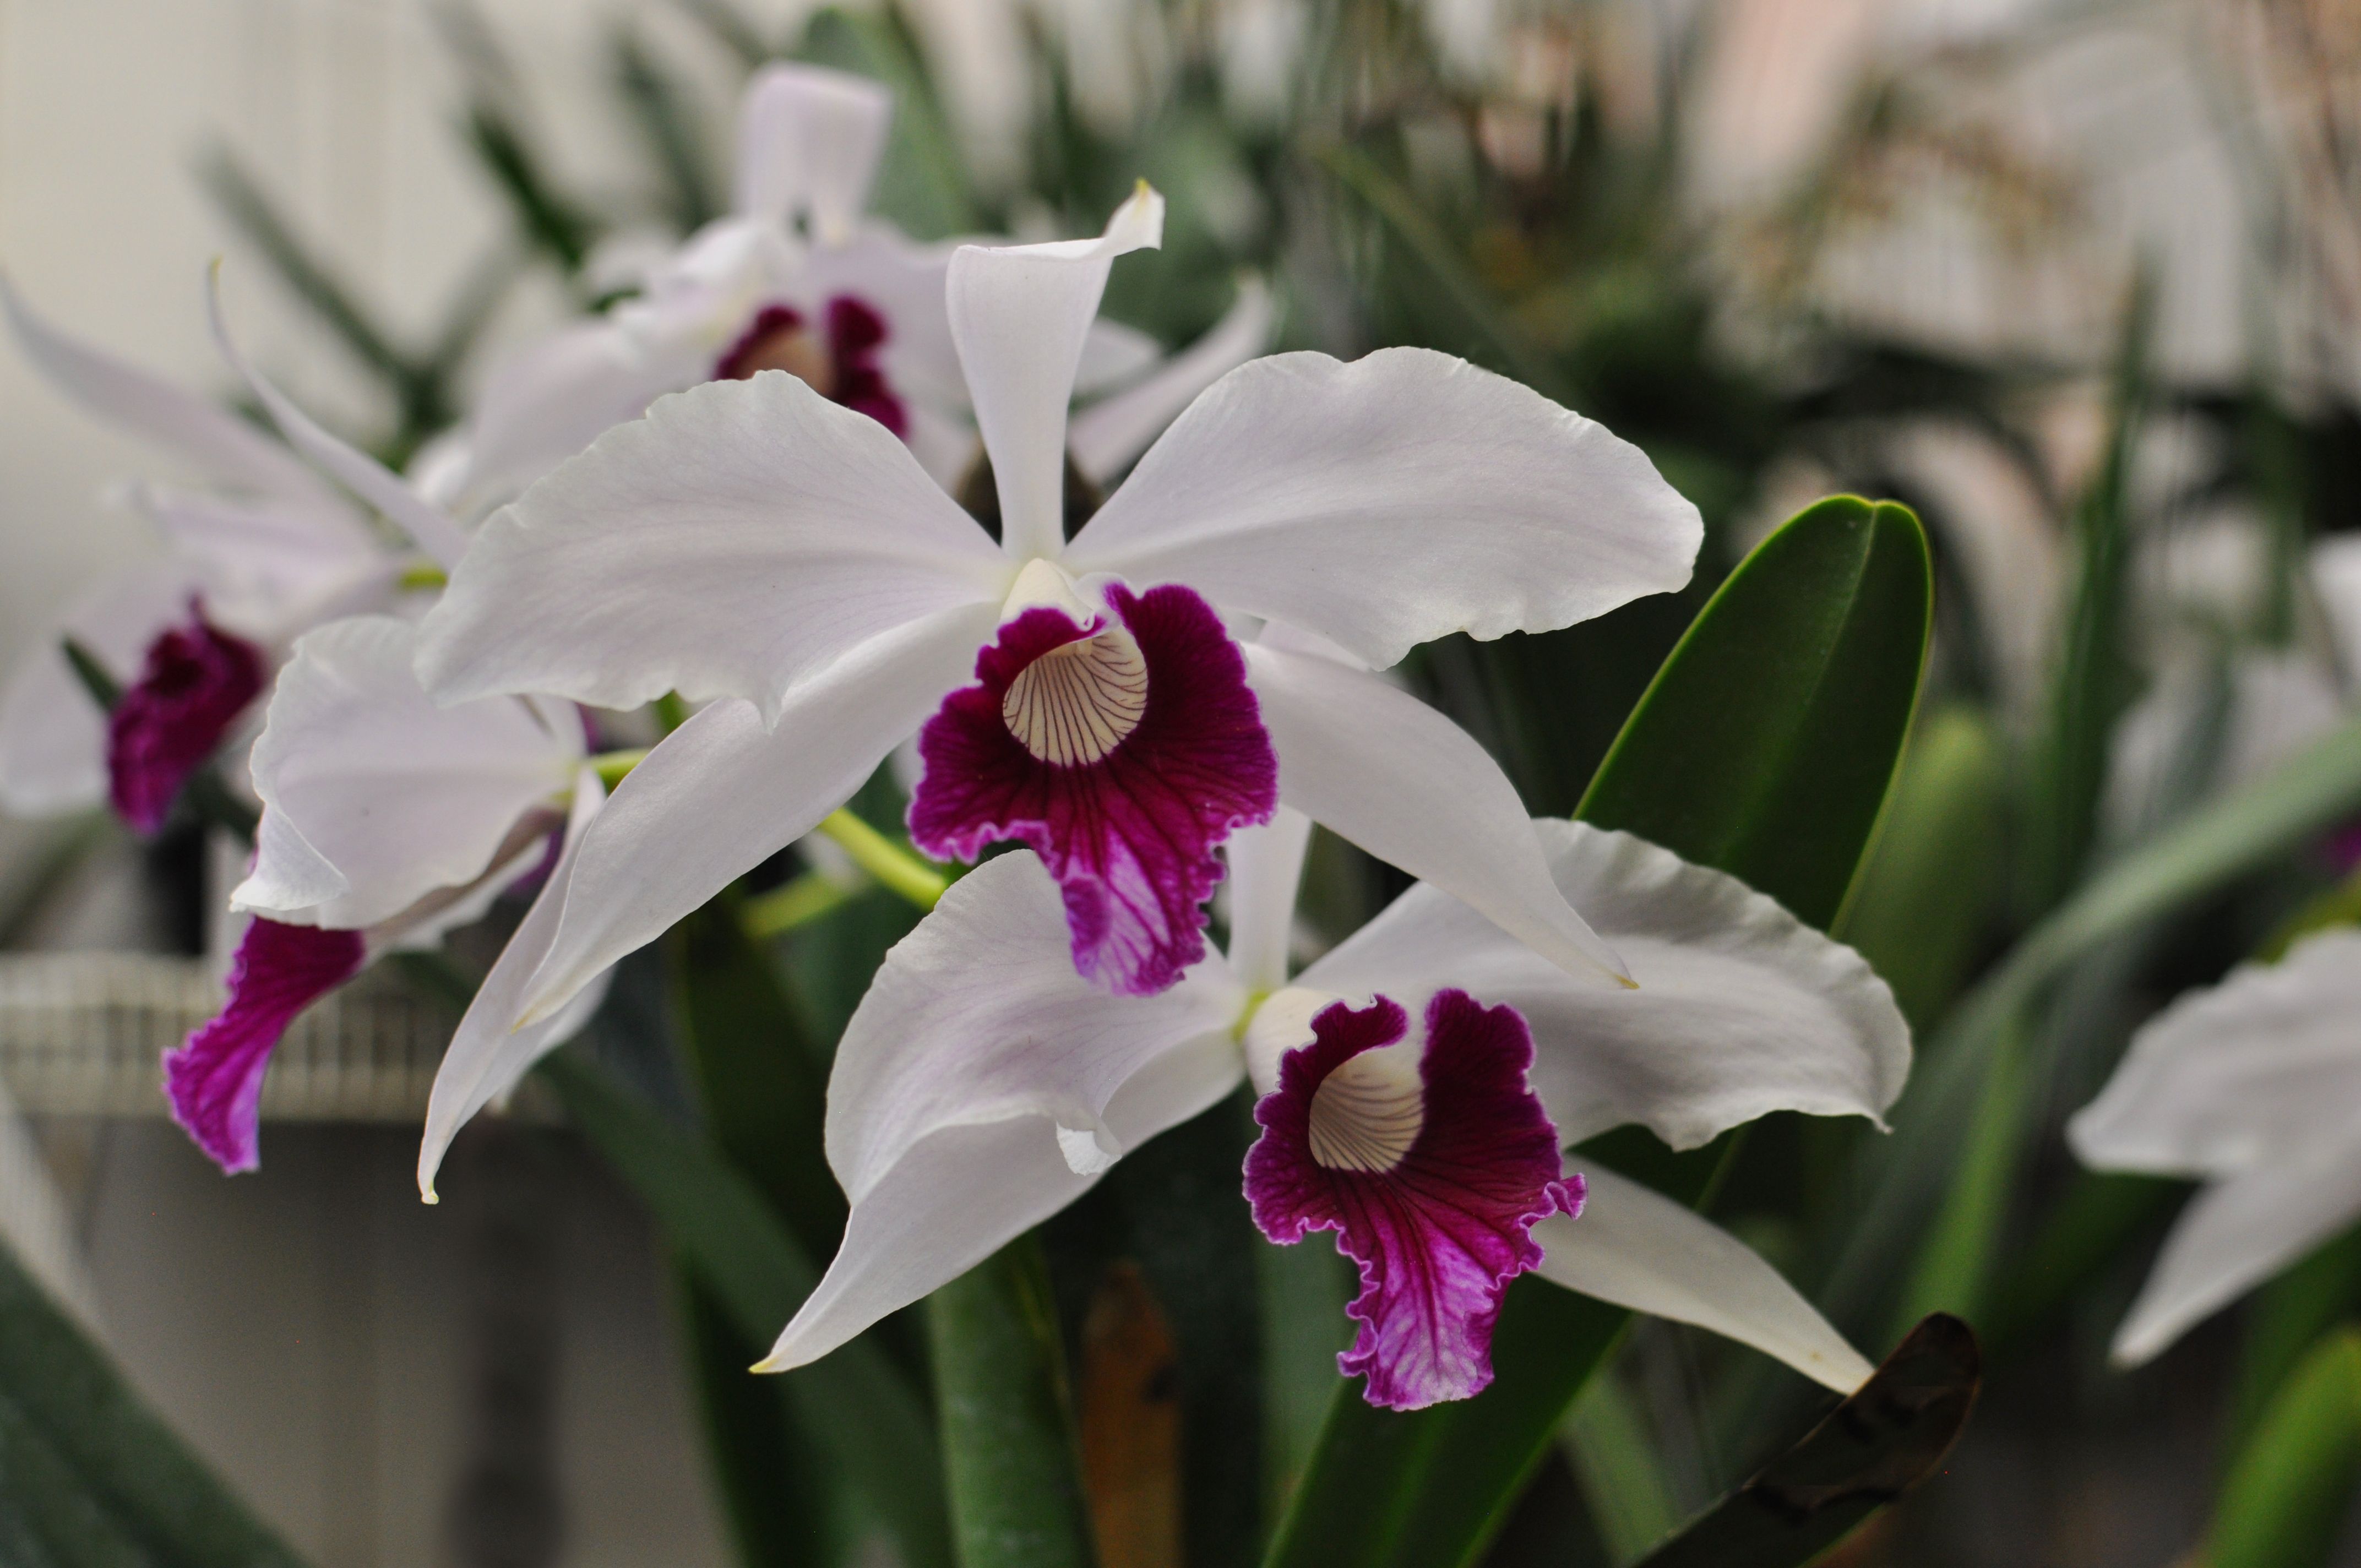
[714,294,906,437]
[164,918,366,1174]
[1244,989,1582,1412]
[907,579,1279,997]
[107,602,268,834]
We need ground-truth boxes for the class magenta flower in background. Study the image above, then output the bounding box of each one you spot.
[157,307,611,1178]
[104,603,266,832]
[442,62,1269,508]
[163,920,364,1174]
[0,278,463,832]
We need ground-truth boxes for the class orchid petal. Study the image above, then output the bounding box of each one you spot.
[415,374,1004,717]
[208,277,471,570]
[1302,821,1910,1148]
[164,919,366,1174]
[1065,348,1701,669]
[107,611,268,835]
[459,320,694,504]
[2313,533,2361,680]
[1073,318,1164,399]
[2107,1135,2361,1366]
[948,184,1164,562]
[1535,1163,1875,1393]
[130,486,392,639]
[0,274,338,506]
[1244,643,1631,987]
[0,563,192,815]
[2069,930,2361,1178]
[1070,278,1276,483]
[799,229,965,412]
[417,770,614,1200]
[734,63,893,240]
[1225,804,1313,995]
[512,602,999,1027]
[760,851,1243,1370]
[233,617,581,930]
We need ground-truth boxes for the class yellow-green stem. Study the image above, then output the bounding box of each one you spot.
[740,872,858,938]
[818,810,947,910]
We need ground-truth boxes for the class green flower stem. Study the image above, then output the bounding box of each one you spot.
[818,808,948,911]
[590,748,648,790]
[929,1237,1098,1568]
[739,871,858,938]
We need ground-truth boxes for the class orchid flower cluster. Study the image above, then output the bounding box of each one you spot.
[0,60,1922,1420]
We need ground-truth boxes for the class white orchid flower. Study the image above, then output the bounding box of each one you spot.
[411,184,1702,1030]
[2070,927,2361,1365]
[446,63,1270,507]
[754,806,1908,1412]
[161,297,607,1178]
[0,279,456,831]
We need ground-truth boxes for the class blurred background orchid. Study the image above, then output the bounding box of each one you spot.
[1,2,2360,1567]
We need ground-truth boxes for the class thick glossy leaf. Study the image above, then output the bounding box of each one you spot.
[1265,494,1932,1568]
[2207,1327,2361,1568]
[1633,1315,1979,1568]
[534,1052,952,1568]
[0,1239,308,1568]
[1837,705,2005,1031]
[1577,494,1934,932]
[929,1238,1097,1568]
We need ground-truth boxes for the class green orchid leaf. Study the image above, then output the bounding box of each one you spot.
[0,1239,309,1568]
[1633,1315,1979,1567]
[662,893,857,1565]
[1264,495,1933,1568]
[534,1052,952,1568]
[1838,704,2006,1031]
[1577,494,1935,932]
[929,1238,1098,1568]
[2206,1327,2361,1568]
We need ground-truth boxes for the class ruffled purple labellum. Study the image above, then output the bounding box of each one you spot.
[107,606,268,834]
[909,582,1277,997]
[1244,990,1582,1411]
[714,296,906,437]
[164,918,364,1174]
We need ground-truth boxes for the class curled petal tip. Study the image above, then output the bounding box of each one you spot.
[420,1188,439,1206]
